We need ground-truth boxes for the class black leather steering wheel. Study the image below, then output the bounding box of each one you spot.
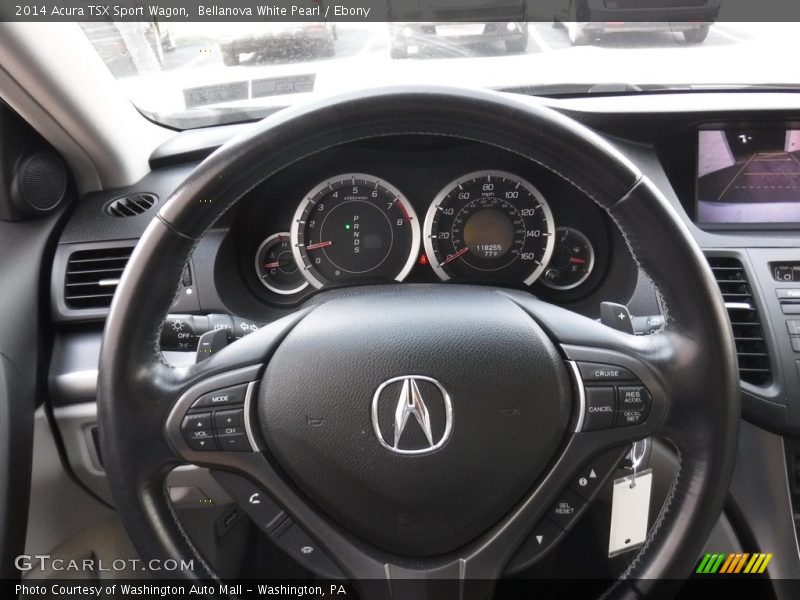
[97,87,739,600]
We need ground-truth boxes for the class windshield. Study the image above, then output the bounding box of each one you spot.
[79,20,797,129]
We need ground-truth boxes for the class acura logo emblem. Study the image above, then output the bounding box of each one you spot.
[371,376,453,455]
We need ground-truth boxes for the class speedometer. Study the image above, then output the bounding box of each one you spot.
[423,170,555,285]
[291,174,420,289]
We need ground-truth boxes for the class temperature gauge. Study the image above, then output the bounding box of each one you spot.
[542,227,595,290]
[255,233,308,295]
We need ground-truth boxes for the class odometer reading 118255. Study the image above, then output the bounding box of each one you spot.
[291,174,420,289]
[423,170,555,285]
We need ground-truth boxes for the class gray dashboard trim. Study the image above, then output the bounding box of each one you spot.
[52,401,232,508]
[729,420,800,589]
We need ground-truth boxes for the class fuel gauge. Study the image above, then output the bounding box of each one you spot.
[255,233,308,295]
[542,227,595,290]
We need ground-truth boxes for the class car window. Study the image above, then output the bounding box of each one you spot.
[79,20,798,129]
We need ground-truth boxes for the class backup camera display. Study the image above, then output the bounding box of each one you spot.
[697,129,800,224]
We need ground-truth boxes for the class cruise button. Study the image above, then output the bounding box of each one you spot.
[577,362,636,382]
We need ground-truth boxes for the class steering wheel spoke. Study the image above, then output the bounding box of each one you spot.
[164,310,311,462]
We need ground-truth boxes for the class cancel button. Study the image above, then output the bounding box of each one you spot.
[583,387,616,431]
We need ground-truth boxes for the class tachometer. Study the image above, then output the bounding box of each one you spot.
[423,170,555,285]
[291,174,420,288]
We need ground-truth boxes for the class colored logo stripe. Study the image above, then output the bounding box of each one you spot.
[696,553,773,574]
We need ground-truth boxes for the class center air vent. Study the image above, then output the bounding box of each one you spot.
[64,245,133,310]
[708,256,772,385]
[104,193,157,217]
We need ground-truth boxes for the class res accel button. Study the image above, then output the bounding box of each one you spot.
[617,386,650,410]
[582,387,616,431]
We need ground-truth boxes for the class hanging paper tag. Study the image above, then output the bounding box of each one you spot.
[608,468,652,557]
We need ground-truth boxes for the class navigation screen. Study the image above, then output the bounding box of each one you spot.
[697,129,800,224]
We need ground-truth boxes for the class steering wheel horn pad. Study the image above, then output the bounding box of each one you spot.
[258,287,572,557]
[97,87,740,600]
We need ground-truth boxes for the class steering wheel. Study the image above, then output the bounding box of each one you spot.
[97,87,739,600]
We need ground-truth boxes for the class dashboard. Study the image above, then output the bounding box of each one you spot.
[49,93,800,437]
[42,91,800,583]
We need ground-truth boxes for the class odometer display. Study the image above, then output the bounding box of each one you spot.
[291,174,420,288]
[423,170,555,285]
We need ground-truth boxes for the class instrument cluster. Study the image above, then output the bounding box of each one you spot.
[227,139,618,307]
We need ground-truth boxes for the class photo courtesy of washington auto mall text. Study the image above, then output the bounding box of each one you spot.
[17,583,350,598]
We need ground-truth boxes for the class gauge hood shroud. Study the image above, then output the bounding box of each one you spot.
[258,286,572,557]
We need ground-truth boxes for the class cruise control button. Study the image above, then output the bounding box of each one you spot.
[617,409,646,426]
[577,362,636,382]
[547,489,587,530]
[182,413,212,432]
[506,518,565,574]
[217,433,251,452]
[193,384,248,408]
[618,386,650,410]
[582,387,616,431]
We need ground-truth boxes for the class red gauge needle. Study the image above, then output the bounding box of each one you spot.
[264,261,280,269]
[569,257,587,264]
[306,241,333,250]
[439,246,469,267]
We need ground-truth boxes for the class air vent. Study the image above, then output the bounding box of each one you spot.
[64,245,133,310]
[104,193,157,217]
[708,256,771,385]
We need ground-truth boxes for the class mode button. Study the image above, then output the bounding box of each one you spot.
[192,383,248,408]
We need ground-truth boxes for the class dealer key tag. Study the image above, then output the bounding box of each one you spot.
[608,440,652,557]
